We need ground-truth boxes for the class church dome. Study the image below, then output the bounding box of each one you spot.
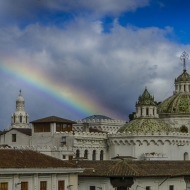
[82,115,113,120]
[158,93,190,114]
[118,118,177,134]
[175,70,190,82]
[136,87,156,106]
[16,91,24,102]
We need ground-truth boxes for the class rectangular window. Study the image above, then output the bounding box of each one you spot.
[58,181,65,190]
[21,182,28,190]
[146,187,150,190]
[69,156,73,160]
[62,155,66,159]
[0,183,8,190]
[12,134,16,142]
[40,181,47,190]
[169,185,174,190]
[56,123,72,132]
[90,186,95,190]
[34,123,50,133]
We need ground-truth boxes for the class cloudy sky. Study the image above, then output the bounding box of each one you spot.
[0,0,190,130]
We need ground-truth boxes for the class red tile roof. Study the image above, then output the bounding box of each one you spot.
[0,128,32,136]
[74,160,190,177]
[30,116,77,124]
[0,149,77,168]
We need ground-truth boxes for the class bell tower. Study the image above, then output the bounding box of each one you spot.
[11,90,29,128]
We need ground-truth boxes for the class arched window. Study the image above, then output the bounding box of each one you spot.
[146,108,149,115]
[20,115,22,123]
[84,150,88,159]
[100,150,103,160]
[180,125,188,133]
[76,149,80,158]
[92,150,96,160]
[184,152,189,160]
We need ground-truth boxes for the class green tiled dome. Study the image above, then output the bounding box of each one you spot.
[118,118,177,133]
[136,88,156,106]
[175,70,190,82]
[157,93,190,113]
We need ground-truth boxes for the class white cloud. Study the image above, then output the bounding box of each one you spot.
[0,18,190,129]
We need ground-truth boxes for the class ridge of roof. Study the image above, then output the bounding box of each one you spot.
[0,149,77,168]
[30,116,77,124]
[0,128,32,136]
[105,160,139,176]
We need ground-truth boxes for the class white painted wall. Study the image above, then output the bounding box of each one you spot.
[0,173,78,190]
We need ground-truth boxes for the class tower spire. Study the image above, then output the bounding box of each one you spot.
[180,51,189,72]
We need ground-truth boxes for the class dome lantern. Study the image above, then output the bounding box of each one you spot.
[174,52,190,94]
[135,87,158,119]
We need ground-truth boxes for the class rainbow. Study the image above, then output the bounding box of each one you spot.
[0,58,120,119]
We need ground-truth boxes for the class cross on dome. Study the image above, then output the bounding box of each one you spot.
[180,51,189,72]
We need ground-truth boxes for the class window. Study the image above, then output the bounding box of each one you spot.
[100,150,103,160]
[56,123,72,132]
[21,182,28,190]
[90,186,95,190]
[0,183,8,190]
[20,115,22,123]
[76,149,80,158]
[146,187,150,190]
[40,181,47,190]
[146,108,149,115]
[92,150,96,160]
[14,115,16,123]
[184,152,189,160]
[69,156,73,160]
[12,134,16,142]
[169,185,174,190]
[62,155,66,159]
[34,123,50,133]
[84,150,88,159]
[58,181,65,190]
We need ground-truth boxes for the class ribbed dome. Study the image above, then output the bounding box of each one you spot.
[175,70,190,82]
[118,118,177,134]
[158,93,190,113]
[16,93,24,102]
[16,90,24,102]
[82,115,113,120]
[136,88,156,106]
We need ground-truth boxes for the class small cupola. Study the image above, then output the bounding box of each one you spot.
[174,52,190,94]
[135,87,158,118]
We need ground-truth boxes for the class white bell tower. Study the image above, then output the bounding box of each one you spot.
[11,90,29,128]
